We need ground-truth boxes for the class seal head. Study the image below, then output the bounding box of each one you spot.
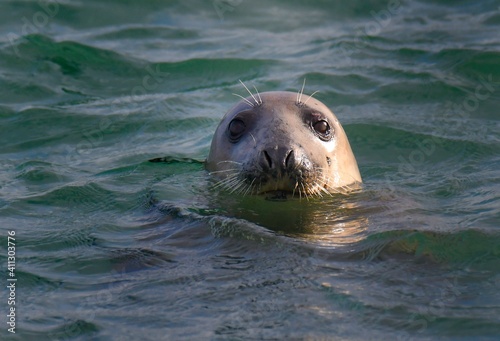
[206,91,361,198]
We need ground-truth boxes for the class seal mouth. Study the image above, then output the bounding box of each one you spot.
[255,179,298,198]
[251,172,311,199]
[263,190,289,201]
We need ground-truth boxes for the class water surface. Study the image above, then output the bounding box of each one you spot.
[1,0,499,340]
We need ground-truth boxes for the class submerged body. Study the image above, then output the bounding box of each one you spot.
[206,91,361,198]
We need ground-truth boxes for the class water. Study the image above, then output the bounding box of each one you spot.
[1,0,499,340]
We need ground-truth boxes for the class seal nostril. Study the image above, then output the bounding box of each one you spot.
[263,150,273,169]
[285,149,294,169]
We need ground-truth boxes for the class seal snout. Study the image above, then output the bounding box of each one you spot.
[259,146,299,175]
[253,145,313,194]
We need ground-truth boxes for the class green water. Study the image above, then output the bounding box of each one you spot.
[1,0,499,340]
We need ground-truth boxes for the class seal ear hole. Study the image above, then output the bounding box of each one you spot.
[227,118,246,142]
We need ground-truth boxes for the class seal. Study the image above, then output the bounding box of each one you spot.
[206,86,362,198]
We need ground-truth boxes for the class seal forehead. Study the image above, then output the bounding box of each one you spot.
[228,91,335,120]
[219,91,340,145]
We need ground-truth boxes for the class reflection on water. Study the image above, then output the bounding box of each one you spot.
[209,188,370,247]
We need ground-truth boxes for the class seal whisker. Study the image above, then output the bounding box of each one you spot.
[342,182,361,194]
[320,174,336,193]
[226,175,244,188]
[229,182,245,194]
[319,185,328,197]
[249,132,257,147]
[211,171,239,182]
[222,176,242,186]
[330,172,362,194]
[321,180,342,194]
[216,160,242,166]
[307,182,318,197]
[307,186,314,200]
[239,79,260,106]
[315,172,346,195]
[227,178,242,193]
[302,90,319,107]
[208,171,241,183]
[319,183,333,197]
[325,183,348,195]
[244,180,256,196]
[315,183,325,198]
[211,173,240,189]
[252,85,263,105]
[233,177,248,195]
[209,168,240,175]
[230,178,248,194]
[217,172,240,182]
[292,181,299,198]
[211,181,232,191]
[243,178,256,196]
[301,183,310,201]
[309,182,323,198]
[297,78,306,105]
[232,93,255,107]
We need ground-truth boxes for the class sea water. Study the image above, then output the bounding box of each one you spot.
[0,0,499,340]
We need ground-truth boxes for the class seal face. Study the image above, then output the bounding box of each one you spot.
[206,91,362,198]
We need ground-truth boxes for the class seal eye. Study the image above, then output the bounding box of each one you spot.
[228,119,246,142]
[313,120,332,141]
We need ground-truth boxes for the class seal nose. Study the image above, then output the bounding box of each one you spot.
[260,147,296,173]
